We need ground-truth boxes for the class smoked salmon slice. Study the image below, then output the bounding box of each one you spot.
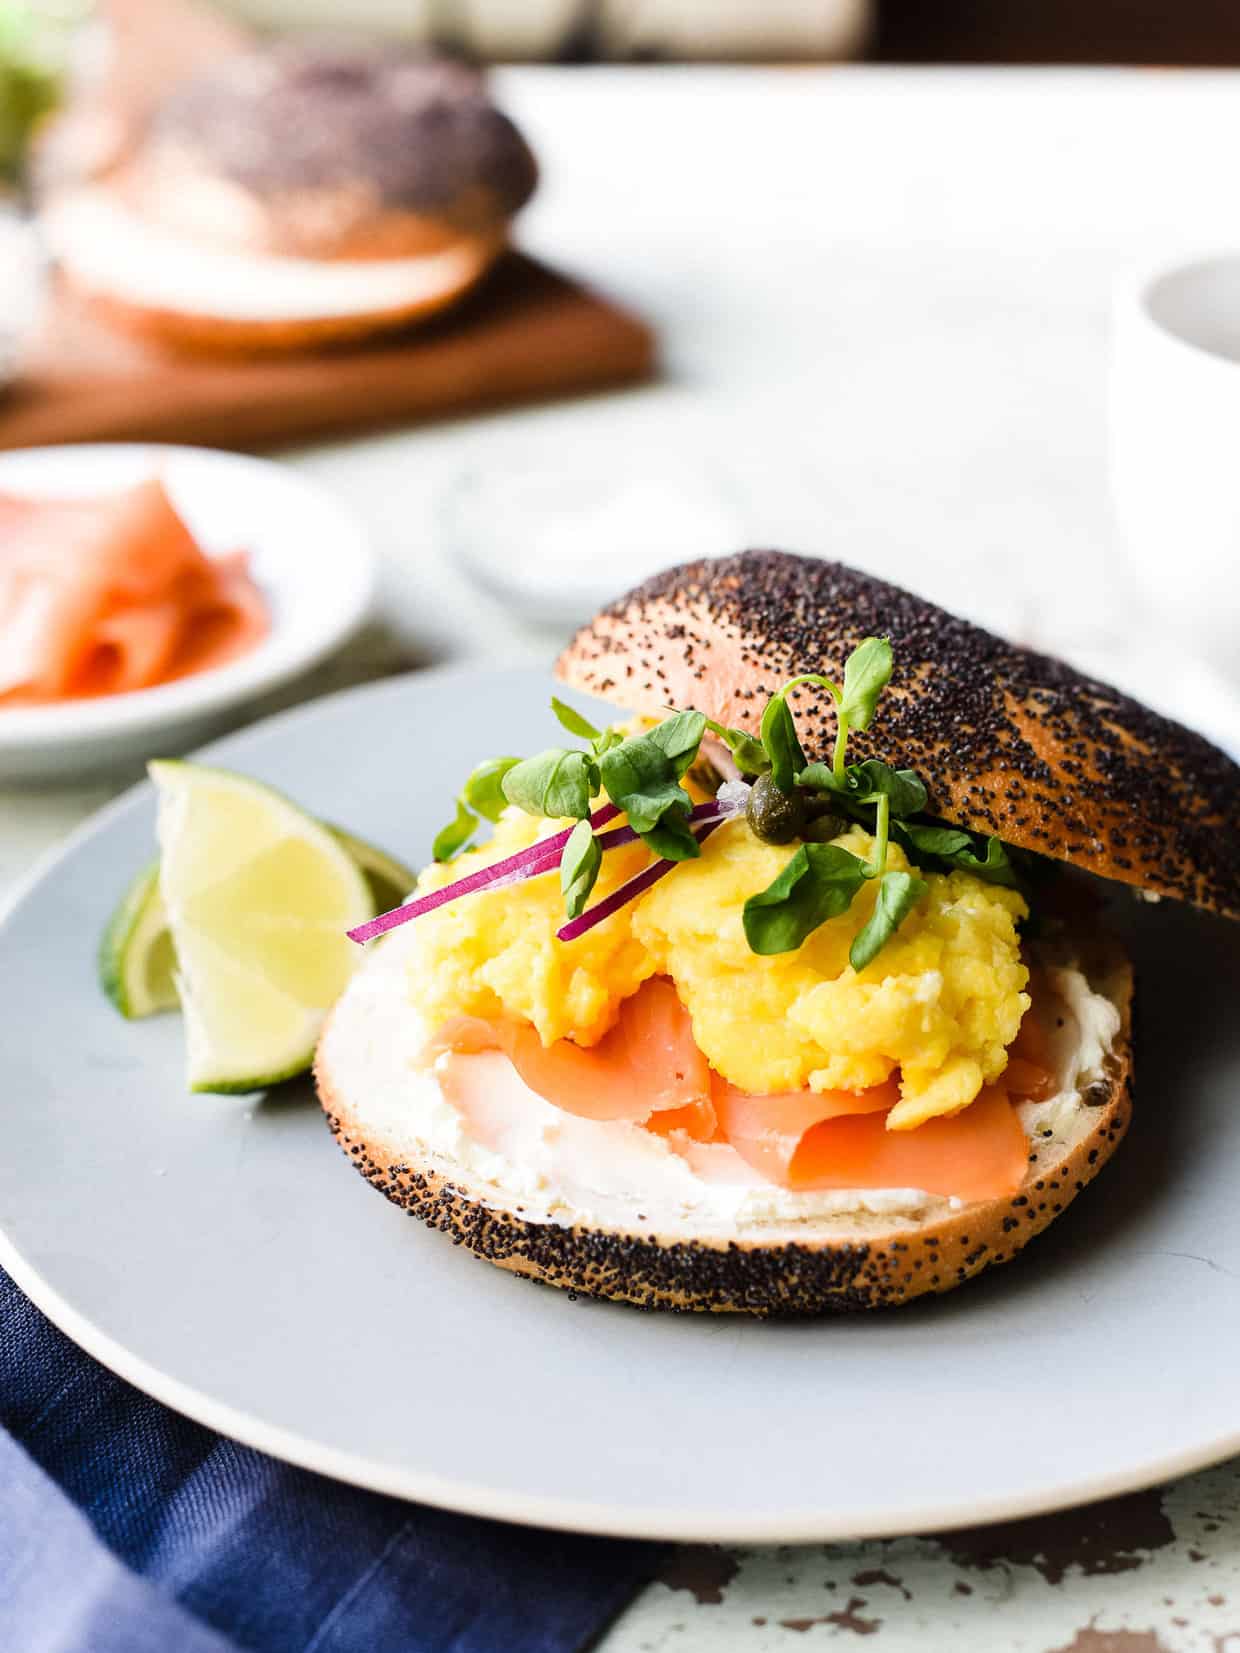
[643,1098,718,1142]
[712,1076,899,1187]
[0,479,267,705]
[432,978,1031,1203]
[1004,991,1059,1101]
[787,1086,1028,1201]
[429,976,713,1123]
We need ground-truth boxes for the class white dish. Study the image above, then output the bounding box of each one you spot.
[0,444,374,781]
[2,666,1239,1543]
[1110,251,1240,687]
[442,457,747,628]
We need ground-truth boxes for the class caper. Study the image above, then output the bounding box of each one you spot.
[803,811,847,842]
[745,774,806,843]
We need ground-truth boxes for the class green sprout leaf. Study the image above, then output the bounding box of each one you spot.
[647,710,707,778]
[844,760,927,818]
[896,824,1022,889]
[949,834,1022,888]
[896,823,973,860]
[798,759,926,820]
[461,756,520,824]
[502,749,598,821]
[794,761,845,797]
[550,697,602,742]
[742,843,869,956]
[734,646,945,965]
[598,714,704,842]
[849,869,927,972]
[839,637,893,731]
[598,742,686,834]
[560,818,602,919]
[640,812,702,862]
[432,797,479,862]
[549,695,628,758]
[702,717,771,777]
[760,696,807,793]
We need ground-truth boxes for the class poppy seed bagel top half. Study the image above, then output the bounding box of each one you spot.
[149,43,537,226]
[556,550,1240,920]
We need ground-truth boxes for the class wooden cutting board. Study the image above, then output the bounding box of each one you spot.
[0,253,656,453]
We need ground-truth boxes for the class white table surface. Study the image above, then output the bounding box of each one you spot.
[5,66,1240,1650]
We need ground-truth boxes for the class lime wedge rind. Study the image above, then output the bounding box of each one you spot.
[98,859,180,1020]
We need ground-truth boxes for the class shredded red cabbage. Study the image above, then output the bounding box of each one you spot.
[347,796,739,947]
[347,803,619,944]
[556,819,725,943]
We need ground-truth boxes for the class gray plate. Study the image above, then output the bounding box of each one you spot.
[2,666,1238,1543]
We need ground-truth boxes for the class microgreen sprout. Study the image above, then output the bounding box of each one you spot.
[740,636,1007,967]
[358,648,1025,966]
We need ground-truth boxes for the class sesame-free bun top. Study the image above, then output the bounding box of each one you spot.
[556,550,1240,921]
[117,41,538,260]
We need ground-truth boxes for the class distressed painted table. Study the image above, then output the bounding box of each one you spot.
[4,66,1240,1651]
[605,1469,1240,1650]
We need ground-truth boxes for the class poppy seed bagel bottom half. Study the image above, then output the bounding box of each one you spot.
[54,224,505,354]
[42,185,509,353]
[314,929,1133,1316]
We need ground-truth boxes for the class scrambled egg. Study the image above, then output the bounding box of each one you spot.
[410,815,655,1048]
[407,813,1029,1130]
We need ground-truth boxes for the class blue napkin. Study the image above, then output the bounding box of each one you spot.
[0,1269,660,1653]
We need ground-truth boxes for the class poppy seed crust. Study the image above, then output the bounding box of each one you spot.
[557,551,1240,920]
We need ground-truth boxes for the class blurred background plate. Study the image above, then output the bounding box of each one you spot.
[0,443,375,780]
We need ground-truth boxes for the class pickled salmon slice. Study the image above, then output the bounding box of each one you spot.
[428,976,713,1123]
[787,1086,1027,1201]
[0,480,268,705]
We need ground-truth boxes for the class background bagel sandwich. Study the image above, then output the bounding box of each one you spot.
[43,41,538,352]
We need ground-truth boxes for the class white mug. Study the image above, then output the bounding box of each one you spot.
[1110,253,1240,680]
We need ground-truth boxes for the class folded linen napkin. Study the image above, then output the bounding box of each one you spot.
[0,1268,658,1653]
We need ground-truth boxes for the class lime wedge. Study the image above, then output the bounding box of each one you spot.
[100,821,412,1025]
[149,760,375,1093]
[99,859,181,1019]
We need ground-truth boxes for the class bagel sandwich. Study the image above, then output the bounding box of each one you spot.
[317,552,1238,1314]
[43,42,537,353]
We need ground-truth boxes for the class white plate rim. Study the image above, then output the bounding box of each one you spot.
[6,1210,1240,1545]
[0,443,375,751]
[2,664,1239,1545]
